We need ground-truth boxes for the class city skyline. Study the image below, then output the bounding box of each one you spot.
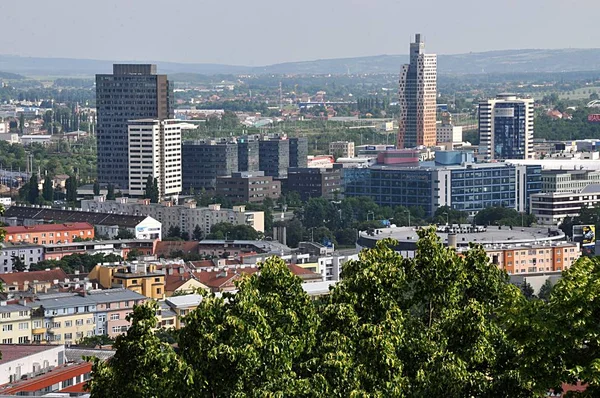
[1,0,600,66]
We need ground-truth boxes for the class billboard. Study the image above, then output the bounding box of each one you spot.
[573,224,596,256]
[588,114,600,123]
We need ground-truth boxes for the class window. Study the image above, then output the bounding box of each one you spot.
[76,319,84,326]
[53,322,61,328]
[2,338,13,344]
[19,322,28,330]
[65,320,72,327]
[65,333,73,340]
[33,320,42,328]
[110,314,120,321]
[2,324,13,331]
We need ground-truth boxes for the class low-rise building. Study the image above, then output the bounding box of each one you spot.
[541,169,600,193]
[0,268,68,293]
[0,344,65,384]
[89,262,166,299]
[3,223,94,245]
[43,239,157,261]
[0,244,44,273]
[81,197,264,237]
[436,123,463,144]
[0,303,33,345]
[531,184,600,225]
[329,141,355,159]
[216,171,281,204]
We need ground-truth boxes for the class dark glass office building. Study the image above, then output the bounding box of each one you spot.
[289,137,308,168]
[182,140,238,191]
[259,138,289,178]
[493,102,527,159]
[96,64,173,188]
[237,138,260,172]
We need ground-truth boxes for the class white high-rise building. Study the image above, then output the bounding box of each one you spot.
[128,119,182,199]
[478,94,534,160]
[397,33,437,149]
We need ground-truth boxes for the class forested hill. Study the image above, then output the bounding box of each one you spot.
[2,48,600,76]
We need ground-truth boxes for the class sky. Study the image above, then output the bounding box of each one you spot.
[2,0,600,66]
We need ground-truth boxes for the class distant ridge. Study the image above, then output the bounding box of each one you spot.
[2,49,600,77]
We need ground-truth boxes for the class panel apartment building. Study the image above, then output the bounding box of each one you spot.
[96,64,174,189]
[397,34,437,148]
[128,119,182,199]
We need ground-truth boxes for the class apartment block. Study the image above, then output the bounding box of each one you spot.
[96,64,173,188]
[478,94,534,160]
[397,34,437,148]
[436,123,463,144]
[0,304,33,344]
[216,171,281,204]
[182,140,238,191]
[81,198,264,237]
[329,141,355,159]
[0,244,44,273]
[541,169,600,193]
[259,136,289,178]
[3,223,94,245]
[0,269,68,293]
[128,119,182,199]
[88,262,166,299]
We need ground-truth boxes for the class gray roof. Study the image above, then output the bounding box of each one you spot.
[198,240,292,255]
[66,347,115,362]
[4,206,147,228]
[29,295,97,310]
[86,288,147,304]
[0,303,30,313]
[29,289,146,310]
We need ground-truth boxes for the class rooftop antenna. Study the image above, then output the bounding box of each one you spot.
[279,81,283,111]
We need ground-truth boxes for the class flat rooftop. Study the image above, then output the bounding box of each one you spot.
[359,225,565,247]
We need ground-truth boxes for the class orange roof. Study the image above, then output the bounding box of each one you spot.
[0,268,68,288]
[5,222,94,234]
[0,362,92,394]
[193,268,259,289]
[165,273,193,292]
[155,241,200,257]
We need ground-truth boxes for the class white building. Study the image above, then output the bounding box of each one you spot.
[478,94,534,160]
[0,244,44,273]
[0,344,66,384]
[329,141,355,159]
[81,197,264,238]
[436,123,463,144]
[530,184,600,225]
[128,119,182,200]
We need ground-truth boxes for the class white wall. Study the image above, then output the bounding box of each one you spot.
[0,345,65,384]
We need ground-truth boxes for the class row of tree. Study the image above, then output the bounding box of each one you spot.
[86,229,600,396]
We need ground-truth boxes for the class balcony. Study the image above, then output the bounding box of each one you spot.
[32,327,47,335]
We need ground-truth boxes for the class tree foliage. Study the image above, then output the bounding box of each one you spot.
[206,222,260,240]
[474,206,535,227]
[42,175,54,202]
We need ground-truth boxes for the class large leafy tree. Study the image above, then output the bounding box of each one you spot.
[311,228,532,396]
[42,175,54,202]
[177,256,318,396]
[86,302,192,398]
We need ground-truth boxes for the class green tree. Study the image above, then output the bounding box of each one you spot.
[19,113,25,134]
[106,184,115,200]
[93,181,100,195]
[433,205,468,225]
[115,228,135,239]
[27,174,40,204]
[11,255,27,272]
[77,335,115,348]
[177,256,318,396]
[206,223,260,240]
[312,228,531,396]
[167,226,182,239]
[520,281,535,300]
[538,279,553,302]
[127,249,142,261]
[42,175,54,202]
[144,175,159,203]
[192,225,203,241]
[66,175,78,203]
[474,206,535,227]
[86,302,192,397]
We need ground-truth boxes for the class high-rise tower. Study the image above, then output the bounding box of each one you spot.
[96,64,173,188]
[397,34,437,148]
[478,94,534,160]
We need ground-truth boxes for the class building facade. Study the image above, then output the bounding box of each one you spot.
[96,64,173,188]
[237,138,260,172]
[541,169,600,193]
[531,185,600,225]
[128,119,182,199]
[216,171,281,204]
[329,141,355,159]
[436,123,463,144]
[182,140,238,191]
[289,137,308,168]
[478,94,534,160]
[285,167,343,201]
[0,304,33,344]
[3,223,94,245]
[1,244,44,273]
[259,137,289,178]
[397,34,437,148]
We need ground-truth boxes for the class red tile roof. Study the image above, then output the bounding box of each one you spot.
[155,241,200,257]
[4,222,93,234]
[0,268,68,288]
[193,268,259,290]
[0,362,92,394]
[165,273,193,292]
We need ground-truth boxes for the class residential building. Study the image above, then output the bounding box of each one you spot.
[0,244,44,273]
[530,184,600,225]
[88,262,166,299]
[436,123,463,144]
[81,198,264,237]
[196,239,292,258]
[216,171,281,204]
[477,241,580,274]
[3,223,94,245]
[237,137,260,172]
[43,239,157,261]
[346,161,541,217]
[0,345,65,384]
[478,94,534,160]
[289,137,308,168]
[397,34,437,148]
[86,289,146,338]
[2,205,162,240]
[259,136,289,178]
[285,167,343,201]
[128,119,182,199]
[329,141,355,159]
[165,294,203,329]
[182,139,238,191]
[541,169,600,193]
[0,269,68,293]
[96,64,173,189]
[0,304,33,345]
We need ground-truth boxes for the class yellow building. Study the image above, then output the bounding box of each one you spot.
[0,303,32,344]
[89,262,166,299]
[165,294,203,329]
[156,301,177,329]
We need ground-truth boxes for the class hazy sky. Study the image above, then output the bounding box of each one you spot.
[2,0,600,65]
